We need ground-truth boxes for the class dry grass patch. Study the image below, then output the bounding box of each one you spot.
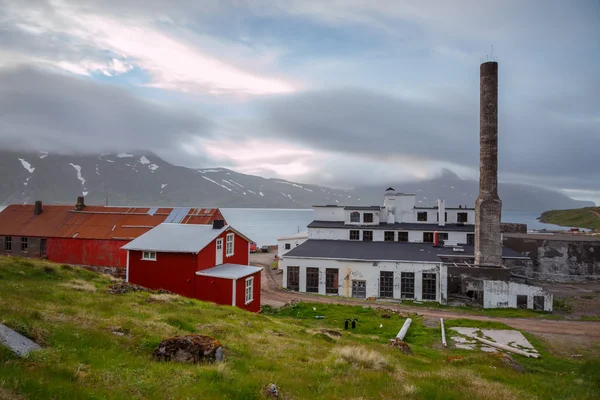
[333,346,388,370]
[60,279,96,293]
[148,293,180,303]
[0,387,26,400]
[433,369,520,400]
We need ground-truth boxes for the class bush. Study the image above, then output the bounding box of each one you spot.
[333,346,388,370]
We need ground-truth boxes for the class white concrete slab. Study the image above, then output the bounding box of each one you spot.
[0,323,42,357]
[449,327,537,356]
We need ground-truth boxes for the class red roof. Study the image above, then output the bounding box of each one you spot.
[0,204,225,240]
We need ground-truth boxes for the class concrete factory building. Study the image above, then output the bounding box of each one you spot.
[280,61,553,311]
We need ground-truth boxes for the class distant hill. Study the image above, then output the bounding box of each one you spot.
[539,207,600,230]
[0,151,594,211]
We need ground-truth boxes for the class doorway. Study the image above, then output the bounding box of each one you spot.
[351,280,366,298]
[215,238,223,265]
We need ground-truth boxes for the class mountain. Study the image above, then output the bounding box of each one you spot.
[0,151,594,211]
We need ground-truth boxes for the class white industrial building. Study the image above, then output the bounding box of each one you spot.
[276,231,308,259]
[279,188,553,311]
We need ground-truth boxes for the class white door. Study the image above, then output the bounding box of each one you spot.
[215,238,223,265]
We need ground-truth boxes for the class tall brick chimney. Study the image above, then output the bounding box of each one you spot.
[475,61,502,267]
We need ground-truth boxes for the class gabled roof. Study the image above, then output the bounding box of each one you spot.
[196,264,262,279]
[0,204,224,240]
[121,223,251,253]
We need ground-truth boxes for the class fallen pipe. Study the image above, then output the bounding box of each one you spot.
[472,336,539,359]
[396,318,412,341]
[440,318,447,347]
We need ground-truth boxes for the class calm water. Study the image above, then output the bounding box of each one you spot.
[0,205,572,247]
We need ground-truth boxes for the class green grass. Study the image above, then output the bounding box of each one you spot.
[1,256,599,399]
[539,207,600,230]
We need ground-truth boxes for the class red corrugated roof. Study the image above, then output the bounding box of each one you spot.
[0,204,224,240]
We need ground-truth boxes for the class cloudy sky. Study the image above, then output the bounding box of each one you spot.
[0,0,599,202]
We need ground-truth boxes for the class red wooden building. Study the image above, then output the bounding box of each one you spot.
[122,222,261,312]
[0,198,226,277]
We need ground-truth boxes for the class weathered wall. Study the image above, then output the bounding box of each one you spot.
[503,235,600,281]
[501,223,527,234]
[0,236,43,258]
[281,257,447,303]
[308,228,470,244]
[446,265,511,296]
[483,280,553,311]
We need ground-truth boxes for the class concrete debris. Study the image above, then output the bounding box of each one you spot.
[0,323,42,357]
[388,338,414,355]
[497,353,525,373]
[450,328,538,357]
[152,335,223,364]
[451,335,477,350]
[264,383,279,399]
[283,298,301,307]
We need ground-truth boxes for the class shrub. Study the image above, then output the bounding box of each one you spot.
[333,346,388,370]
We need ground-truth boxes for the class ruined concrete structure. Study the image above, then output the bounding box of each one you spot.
[475,61,503,267]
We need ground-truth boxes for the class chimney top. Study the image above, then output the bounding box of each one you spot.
[75,196,85,211]
[34,200,43,216]
[212,220,225,230]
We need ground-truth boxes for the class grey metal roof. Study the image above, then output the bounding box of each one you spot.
[414,207,475,210]
[122,223,228,253]
[308,220,475,232]
[196,264,262,279]
[283,240,528,262]
[343,206,384,211]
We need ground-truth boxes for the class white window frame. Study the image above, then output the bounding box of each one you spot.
[226,233,235,257]
[142,251,157,261]
[245,277,254,304]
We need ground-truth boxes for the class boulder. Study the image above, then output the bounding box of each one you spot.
[388,338,414,355]
[153,335,223,364]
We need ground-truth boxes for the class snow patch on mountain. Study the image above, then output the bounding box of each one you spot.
[69,163,86,186]
[248,190,256,194]
[39,152,48,159]
[198,169,223,173]
[148,164,159,172]
[259,192,264,196]
[117,153,134,158]
[202,176,232,191]
[24,176,31,186]
[139,156,150,164]
[18,158,35,173]
[229,180,244,188]
[106,160,114,163]
[161,184,168,189]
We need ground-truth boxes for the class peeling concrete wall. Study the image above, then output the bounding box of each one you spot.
[503,236,600,281]
[280,257,447,303]
[446,265,511,297]
[501,223,527,234]
[483,280,553,311]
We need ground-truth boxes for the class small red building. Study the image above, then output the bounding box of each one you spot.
[122,221,262,312]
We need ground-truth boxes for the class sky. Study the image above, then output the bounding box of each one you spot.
[0,0,599,203]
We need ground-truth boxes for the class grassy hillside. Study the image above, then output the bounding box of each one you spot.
[1,257,599,399]
[539,207,600,230]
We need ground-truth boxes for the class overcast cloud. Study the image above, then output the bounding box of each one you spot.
[0,0,598,203]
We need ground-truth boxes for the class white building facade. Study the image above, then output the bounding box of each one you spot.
[277,231,308,259]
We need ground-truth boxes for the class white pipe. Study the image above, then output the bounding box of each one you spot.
[396,318,412,341]
[440,318,447,347]
[472,336,539,359]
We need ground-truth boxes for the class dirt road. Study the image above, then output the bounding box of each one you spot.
[257,263,600,339]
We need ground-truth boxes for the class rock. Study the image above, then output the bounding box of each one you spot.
[152,335,223,364]
[264,383,279,399]
[318,329,342,338]
[382,314,391,318]
[497,353,525,373]
[388,338,414,355]
[0,323,42,357]
[107,282,150,295]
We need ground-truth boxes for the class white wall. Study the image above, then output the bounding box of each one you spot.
[345,210,381,225]
[281,257,447,303]
[308,228,349,240]
[277,236,308,258]
[313,207,344,221]
[446,209,475,224]
[483,281,553,311]
[309,228,471,244]
[393,194,417,223]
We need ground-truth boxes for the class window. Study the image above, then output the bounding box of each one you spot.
[306,268,319,293]
[350,212,360,223]
[422,273,437,300]
[40,239,47,257]
[423,232,434,243]
[226,233,234,257]
[287,266,299,291]
[245,277,254,304]
[533,296,545,311]
[142,251,156,260]
[467,233,475,245]
[457,212,468,223]
[349,230,360,240]
[20,237,28,252]
[439,232,449,241]
[380,271,394,298]
[363,231,373,241]
[384,231,395,242]
[363,213,373,223]
[516,295,528,309]
[398,232,409,242]
[401,272,415,299]
[285,243,291,250]
[4,236,11,251]
[326,268,338,294]
[417,212,427,222]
